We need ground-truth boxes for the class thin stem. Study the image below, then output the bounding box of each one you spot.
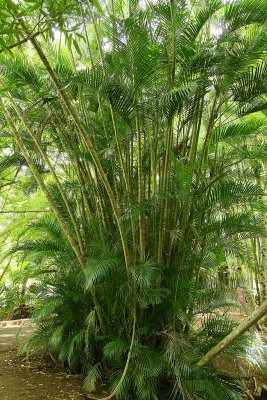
[9,96,85,258]
[26,31,131,275]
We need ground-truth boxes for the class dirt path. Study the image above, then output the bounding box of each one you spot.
[0,321,87,400]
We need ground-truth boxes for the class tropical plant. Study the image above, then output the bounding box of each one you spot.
[0,0,266,399]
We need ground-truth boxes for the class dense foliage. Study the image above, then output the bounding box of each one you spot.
[0,0,267,399]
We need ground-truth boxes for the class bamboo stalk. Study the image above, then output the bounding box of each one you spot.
[86,0,130,194]
[198,96,218,177]
[0,98,106,334]
[179,96,204,242]
[198,300,267,367]
[135,106,145,262]
[0,255,13,283]
[0,99,84,267]
[157,121,174,263]
[9,96,85,258]
[26,32,131,275]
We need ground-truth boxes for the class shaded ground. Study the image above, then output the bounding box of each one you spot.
[1,315,267,399]
[0,321,87,400]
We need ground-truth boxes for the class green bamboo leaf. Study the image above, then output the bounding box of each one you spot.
[90,0,103,15]
[73,38,82,56]
[0,8,13,17]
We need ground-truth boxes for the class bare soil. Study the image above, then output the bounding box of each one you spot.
[1,315,267,399]
[0,320,87,400]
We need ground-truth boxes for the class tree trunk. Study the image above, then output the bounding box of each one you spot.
[198,300,267,367]
[260,213,267,302]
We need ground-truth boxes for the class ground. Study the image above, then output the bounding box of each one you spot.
[0,320,86,400]
[1,317,267,399]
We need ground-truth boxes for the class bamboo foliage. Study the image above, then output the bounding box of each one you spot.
[0,0,266,399]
